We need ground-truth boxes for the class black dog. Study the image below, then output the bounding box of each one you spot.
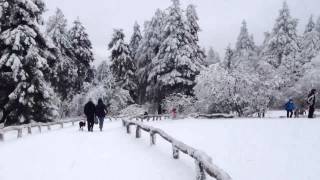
[79,121,86,131]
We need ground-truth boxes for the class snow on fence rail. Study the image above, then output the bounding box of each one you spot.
[193,114,234,119]
[131,115,170,122]
[0,116,125,141]
[122,119,232,180]
[0,118,81,141]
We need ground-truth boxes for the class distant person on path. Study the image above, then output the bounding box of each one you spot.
[84,98,96,132]
[307,89,316,118]
[171,108,177,119]
[95,98,107,131]
[285,99,295,118]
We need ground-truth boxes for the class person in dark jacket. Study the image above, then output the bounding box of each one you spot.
[84,99,96,132]
[95,98,107,131]
[285,99,295,118]
[307,89,316,118]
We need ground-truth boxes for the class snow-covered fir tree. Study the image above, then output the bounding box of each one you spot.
[135,9,166,104]
[108,29,137,100]
[235,20,256,56]
[69,19,95,92]
[223,45,234,70]
[301,15,320,62]
[147,0,204,104]
[129,22,142,60]
[262,2,300,68]
[186,4,206,66]
[0,0,58,125]
[206,47,220,65]
[316,16,320,33]
[46,8,78,100]
[228,20,259,70]
[305,15,316,34]
[261,2,303,89]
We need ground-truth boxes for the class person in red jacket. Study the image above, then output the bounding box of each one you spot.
[171,108,177,119]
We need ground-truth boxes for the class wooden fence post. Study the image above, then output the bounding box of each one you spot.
[72,120,75,126]
[27,127,32,134]
[17,128,22,138]
[150,131,156,145]
[172,145,179,159]
[122,120,126,127]
[135,126,141,138]
[0,133,4,141]
[47,125,51,131]
[60,123,64,128]
[195,161,206,180]
[38,125,42,133]
[126,124,131,134]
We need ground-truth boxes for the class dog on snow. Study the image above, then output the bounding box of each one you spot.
[79,121,86,131]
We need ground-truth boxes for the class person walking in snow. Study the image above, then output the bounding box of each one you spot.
[171,108,177,119]
[84,98,96,132]
[307,89,316,118]
[285,99,295,118]
[95,98,107,131]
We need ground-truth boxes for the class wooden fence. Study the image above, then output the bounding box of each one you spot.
[0,118,81,141]
[122,119,232,180]
[130,115,170,122]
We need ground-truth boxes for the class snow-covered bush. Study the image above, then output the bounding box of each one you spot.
[119,104,147,117]
[195,62,274,117]
[161,93,196,114]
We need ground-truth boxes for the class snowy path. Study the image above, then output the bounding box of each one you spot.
[148,118,320,180]
[0,121,195,180]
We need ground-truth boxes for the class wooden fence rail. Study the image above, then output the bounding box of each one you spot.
[0,116,125,141]
[0,118,81,141]
[122,119,232,180]
[130,115,170,122]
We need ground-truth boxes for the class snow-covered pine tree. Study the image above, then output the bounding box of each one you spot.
[95,60,110,83]
[108,29,137,100]
[135,9,166,104]
[129,22,142,60]
[69,19,95,92]
[305,15,316,34]
[0,0,58,125]
[235,20,256,56]
[46,8,78,100]
[147,0,204,103]
[223,45,234,70]
[316,16,320,33]
[186,4,206,66]
[301,15,320,62]
[261,2,300,68]
[206,47,220,65]
[261,2,303,88]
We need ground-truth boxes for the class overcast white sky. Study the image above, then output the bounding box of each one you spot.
[44,0,320,66]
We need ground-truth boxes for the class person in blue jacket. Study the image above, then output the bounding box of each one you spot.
[285,99,295,118]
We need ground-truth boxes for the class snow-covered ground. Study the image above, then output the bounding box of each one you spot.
[0,121,195,180]
[147,116,320,180]
[1,112,320,180]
